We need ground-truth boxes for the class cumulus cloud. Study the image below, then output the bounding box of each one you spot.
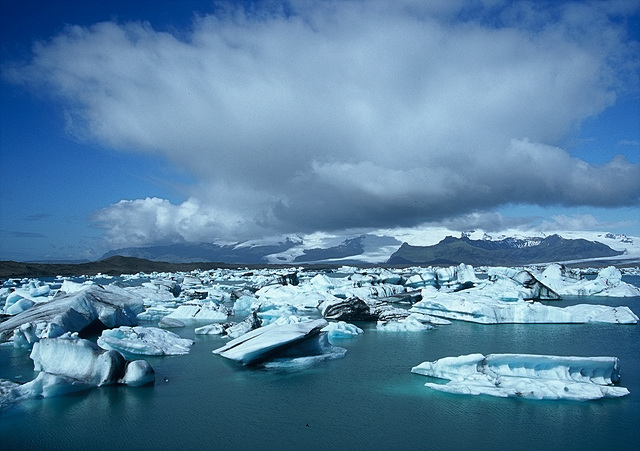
[6,0,640,245]
[92,197,265,247]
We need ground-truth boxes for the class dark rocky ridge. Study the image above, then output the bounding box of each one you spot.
[101,239,301,264]
[387,234,624,266]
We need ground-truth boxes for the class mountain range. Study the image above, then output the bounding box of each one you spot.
[387,234,625,266]
[97,231,636,267]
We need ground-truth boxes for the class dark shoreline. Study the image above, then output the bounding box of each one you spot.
[1,255,638,279]
[0,256,332,279]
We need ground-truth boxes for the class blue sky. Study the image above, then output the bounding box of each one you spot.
[1,0,639,261]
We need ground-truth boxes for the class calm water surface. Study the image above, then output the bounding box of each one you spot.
[1,279,639,450]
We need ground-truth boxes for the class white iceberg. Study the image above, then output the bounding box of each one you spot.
[3,297,36,315]
[1,335,155,408]
[0,284,143,348]
[411,290,638,324]
[125,281,180,305]
[322,321,364,339]
[254,283,325,311]
[58,279,93,294]
[194,323,227,335]
[404,272,437,289]
[195,311,263,338]
[159,301,231,325]
[213,319,346,367]
[436,263,477,287]
[2,280,52,316]
[2,373,95,406]
[232,294,260,313]
[411,353,629,400]
[98,326,194,355]
[32,336,127,386]
[528,265,640,297]
[377,313,437,332]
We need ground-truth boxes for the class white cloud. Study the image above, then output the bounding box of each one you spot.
[6,0,640,245]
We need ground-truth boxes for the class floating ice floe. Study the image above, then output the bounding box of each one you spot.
[158,301,231,326]
[1,335,154,408]
[98,326,194,355]
[232,294,261,313]
[195,311,263,338]
[322,321,364,339]
[254,283,325,311]
[2,279,55,315]
[3,297,35,315]
[411,353,629,400]
[213,319,346,368]
[0,284,144,348]
[377,313,438,332]
[410,289,638,324]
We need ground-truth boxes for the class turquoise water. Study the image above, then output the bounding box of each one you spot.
[1,283,639,450]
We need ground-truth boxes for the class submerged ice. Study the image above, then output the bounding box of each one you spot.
[411,353,629,400]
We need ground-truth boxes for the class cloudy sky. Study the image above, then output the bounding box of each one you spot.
[1,0,639,261]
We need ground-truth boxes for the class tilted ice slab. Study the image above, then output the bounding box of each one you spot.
[411,290,638,324]
[98,326,194,356]
[1,336,154,408]
[213,319,346,367]
[0,284,143,348]
[411,353,629,400]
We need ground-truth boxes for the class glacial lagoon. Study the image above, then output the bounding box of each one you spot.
[1,271,639,450]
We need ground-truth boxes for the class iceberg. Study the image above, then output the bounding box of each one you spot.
[254,283,325,311]
[213,319,346,367]
[436,263,477,288]
[405,272,437,289]
[232,294,261,313]
[31,336,127,386]
[160,301,231,324]
[0,284,143,348]
[541,265,640,297]
[97,326,194,355]
[411,290,638,324]
[322,321,364,339]
[377,313,437,332]
[320,296,375,321]
[195,311,263,338]
[411,353,629,400]
[1,336,155,408]
[119,359,156,387]
[3,297,36,315]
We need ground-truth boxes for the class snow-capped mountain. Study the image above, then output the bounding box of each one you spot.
[99,228,640,266]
